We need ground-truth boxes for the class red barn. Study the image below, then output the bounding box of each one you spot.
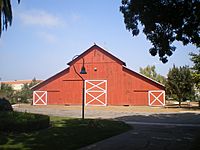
[32,44,165,106]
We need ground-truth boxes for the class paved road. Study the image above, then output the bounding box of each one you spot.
[80,124,200,150]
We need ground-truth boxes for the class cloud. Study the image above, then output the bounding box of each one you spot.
[18,10,65,27]
[37,32,58,43]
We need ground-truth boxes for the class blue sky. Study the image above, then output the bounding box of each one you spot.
[0,0,199,81]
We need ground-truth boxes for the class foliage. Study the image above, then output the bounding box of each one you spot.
[120,0,200,63]
[190,50,200,90]
[139,65,166,84]
[17,78,40,103]
[166,65,194,106]
[0,83,14,99]
[0,0,20,36]
[0,78,40,104]
[0,111,50,132]
[0,116,131,150]
[0,97,13,111]
[0,0,12,36]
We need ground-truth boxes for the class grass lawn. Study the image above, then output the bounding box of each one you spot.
[0,116,131,150]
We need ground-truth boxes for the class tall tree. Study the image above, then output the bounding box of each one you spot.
[190,50,200,89]
[0,0,20,36]
[166,65,194,107]
[120,0,200,63]
[139,65,166,84]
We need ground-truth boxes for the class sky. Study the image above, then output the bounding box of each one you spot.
[0,0,199,81]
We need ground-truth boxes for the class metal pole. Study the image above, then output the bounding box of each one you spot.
[72,55,86,120]
[82,80,85,120]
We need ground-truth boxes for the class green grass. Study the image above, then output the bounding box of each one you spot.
[0,116,131,150]
[0,111,50,132]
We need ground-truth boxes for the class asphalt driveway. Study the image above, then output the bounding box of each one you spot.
[80,124,200,150]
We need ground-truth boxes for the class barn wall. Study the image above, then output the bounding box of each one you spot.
[69,50,123,105]
[64,48,124,105]
[34,69,69,104]
[122,68,164,106]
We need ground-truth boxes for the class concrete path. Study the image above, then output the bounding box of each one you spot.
[80,123,200,150]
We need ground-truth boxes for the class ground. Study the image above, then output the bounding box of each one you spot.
[13,103,200,118]
[13,104,200,150]
[80,124,200,150]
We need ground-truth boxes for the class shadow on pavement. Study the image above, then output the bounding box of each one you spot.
[115,113,200,124]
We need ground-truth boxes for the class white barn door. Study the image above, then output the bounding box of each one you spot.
[148,90,165,106]
[85,80,107,106]
[33,91,47,105]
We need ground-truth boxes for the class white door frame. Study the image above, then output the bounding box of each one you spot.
[85,80,107,106]
[148,90,165,106]
[33,91,47,105]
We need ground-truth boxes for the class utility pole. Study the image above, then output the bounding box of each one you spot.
[0,77,1,90]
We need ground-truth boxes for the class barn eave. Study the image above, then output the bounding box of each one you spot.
[31,67,70,91]
[123,66,165,88]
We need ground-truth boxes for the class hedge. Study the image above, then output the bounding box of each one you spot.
[0,98,13,111]
[0,111,50,132]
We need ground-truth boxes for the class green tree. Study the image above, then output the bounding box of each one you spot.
[0,0,20,36]
[190,50,200,89]
[0,83,15,102]
[120,0,200,63]
[166,65,194,107]
[17,78,40,103]
[139,65,166,84]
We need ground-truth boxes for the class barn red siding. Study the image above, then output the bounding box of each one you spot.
[32,45,165,106]
[122,67,164,105]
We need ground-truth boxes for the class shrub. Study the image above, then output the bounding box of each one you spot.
[0,111,50,132]
[0,98,13,111]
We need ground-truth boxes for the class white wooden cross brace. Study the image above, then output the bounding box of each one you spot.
[85,80,107,106]
[149,91,164,106]
[86,92,106,105]
[86,81,105,92]
[33,91,47,105]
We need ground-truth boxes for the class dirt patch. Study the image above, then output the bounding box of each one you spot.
[13,104,200,119]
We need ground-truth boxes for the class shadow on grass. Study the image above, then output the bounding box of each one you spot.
[0,118,131,150]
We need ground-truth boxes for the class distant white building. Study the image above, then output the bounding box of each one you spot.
[1,80,42,91]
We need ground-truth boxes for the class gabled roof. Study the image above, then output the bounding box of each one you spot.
[31,68,69,90]
[67,44,126,66]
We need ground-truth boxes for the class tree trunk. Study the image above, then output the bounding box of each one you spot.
[179,99,181,107]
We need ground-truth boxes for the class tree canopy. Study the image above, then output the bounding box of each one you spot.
[0,0,20,36]
[120,0,200,63]
[190,50,200,89]
[0,78,39,104]
[166,65,194,106]
[139,65,166,84]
